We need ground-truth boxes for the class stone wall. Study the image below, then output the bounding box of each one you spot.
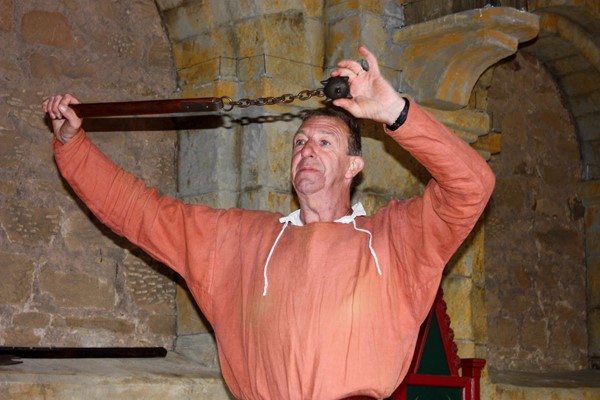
[485,52,587,371]
[0,0,179,349]
[1,0,596,391]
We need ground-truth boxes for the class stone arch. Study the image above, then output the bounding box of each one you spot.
[523,3,600,179]
[519,2,600,369]
[484,50,587,371]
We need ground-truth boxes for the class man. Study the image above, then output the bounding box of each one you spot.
[43,47,494,400]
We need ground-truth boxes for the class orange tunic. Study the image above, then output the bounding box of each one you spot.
[54,102,494,400]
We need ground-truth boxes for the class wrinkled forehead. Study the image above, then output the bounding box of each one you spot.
[296,115,350,138]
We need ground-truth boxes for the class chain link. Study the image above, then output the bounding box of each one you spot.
[220,88,325,112]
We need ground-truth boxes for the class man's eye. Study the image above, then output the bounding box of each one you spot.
[295,139,305,146]
[321,140,330,146]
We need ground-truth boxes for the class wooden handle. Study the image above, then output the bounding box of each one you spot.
[71,97,224,118]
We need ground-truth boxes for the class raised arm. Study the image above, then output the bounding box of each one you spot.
[333,47,495,282]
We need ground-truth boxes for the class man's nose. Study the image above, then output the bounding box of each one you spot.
[301,139,316,157]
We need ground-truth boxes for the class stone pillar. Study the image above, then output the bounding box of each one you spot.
[156,0,328,366]
[579,181,600,368]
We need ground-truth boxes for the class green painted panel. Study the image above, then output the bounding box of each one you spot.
[417,315,451,375]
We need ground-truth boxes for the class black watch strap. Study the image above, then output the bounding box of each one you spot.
[385,98,410,131]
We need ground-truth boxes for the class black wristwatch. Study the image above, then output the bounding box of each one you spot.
[385,98,410,131]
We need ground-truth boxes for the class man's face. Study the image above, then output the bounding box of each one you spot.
[291,116,360,197]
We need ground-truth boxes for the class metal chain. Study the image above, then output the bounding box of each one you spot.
[220,88,325,112]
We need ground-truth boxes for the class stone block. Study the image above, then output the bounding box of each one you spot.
[178,56,237,89]
[178,128,240,196]
[265,191,298,215]
[355,192,395,215]
[547,53,594,77]
[327,0,387,20]
[357,128,427,198]
[0,252,34,305]
[576,112,600,142]
[28,53,65,79]
[162,2,230,41]
[235,13,322,63]
[1,326,42,346]
[590,255,600,308]
[12,312,51,330]
[560,70,600,97]
[403,0,453,25]
[20,11,75,49]
[489,316,519,349]
[470,284,487,344]
[179,79,239,101]
[177,280,212,335]
[0,0,12,32]
[0,203,60,246]
[62,210,117,254]
[148,38,174,69]
[172,26,236,70]
[265,120,296,190]
[251,0,322,17]
[455,338,475,359]
[38,269,115,310]
[446,223,484,279]
[175,332,220,369]
[147,313,177,336]
[122,250,176,307]
[182,191,240,209]
[65,316,135,335]
[568,89,600,118]
[238,55,323,89]
[327,14,362,64]
[590,307,600,349]
[521,319,549,351]
[238,188,297,215]
[154,0,184,11]
[585,205,600,256]
[442,276,473,341]
[0,129,26,170]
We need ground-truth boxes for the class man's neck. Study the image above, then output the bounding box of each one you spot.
[298,193,352,224]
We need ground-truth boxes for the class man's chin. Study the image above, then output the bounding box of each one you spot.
[293,180,324,196]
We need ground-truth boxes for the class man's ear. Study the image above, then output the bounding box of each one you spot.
[346,156,364,179]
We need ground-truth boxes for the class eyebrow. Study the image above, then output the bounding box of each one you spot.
[293,130,339,140]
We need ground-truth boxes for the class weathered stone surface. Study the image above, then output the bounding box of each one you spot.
[0,252,34,305]
[65,316,135,335]
[0,354,234,400]
[123,250,176,307]
[21,11,75,49]
[486,52,587,371]
[0,0,12,32]
[38,270,115,310]
[1,0,179,352]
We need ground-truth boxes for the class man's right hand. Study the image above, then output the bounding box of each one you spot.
[42,94,83,144]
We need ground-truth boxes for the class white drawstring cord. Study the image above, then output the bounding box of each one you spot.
[352,219,382,276]
[263,221,289,296]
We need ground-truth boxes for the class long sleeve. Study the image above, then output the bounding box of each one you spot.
[53,132,221,316]
[373,101,495,322]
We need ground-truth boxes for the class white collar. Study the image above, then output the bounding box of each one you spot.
[279,202,367,226]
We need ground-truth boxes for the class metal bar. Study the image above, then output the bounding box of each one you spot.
[0,346,167,358]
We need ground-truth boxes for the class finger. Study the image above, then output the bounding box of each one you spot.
[358,46,380,75]
[336,59,365,76]
[331,98,360,116]
[45,95,64,119]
